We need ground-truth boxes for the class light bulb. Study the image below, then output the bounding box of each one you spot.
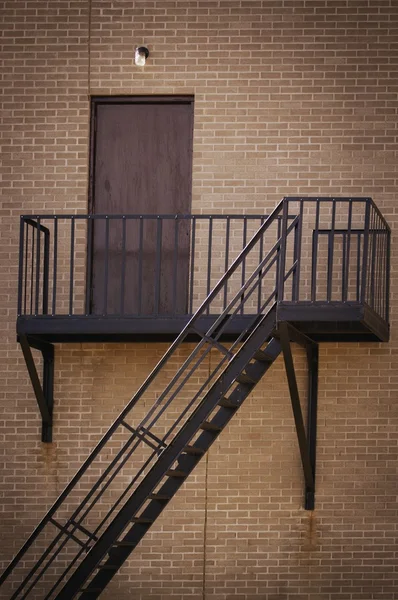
[135,46,149,67]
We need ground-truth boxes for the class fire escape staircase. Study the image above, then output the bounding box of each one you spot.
[0,197,390,598]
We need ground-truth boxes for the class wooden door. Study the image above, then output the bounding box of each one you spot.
[90,97,194,315]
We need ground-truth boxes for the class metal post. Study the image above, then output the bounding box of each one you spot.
[386,228,391,323]
[43,227,50,315]
[311,201,320,302]
[19,336,52,427]
[53,217,58,315]
[360,200,371,303]
[279,322,314,495]
[277,200,289,302]
[206,216,213,315]
[154,217,162,315]
[305,343,318,510]
[85,216,92,315]
[326,201,336,302]
[292,200,303,302]
[41,344,55,443]
[35,218,41,315]
[17,217,25,316]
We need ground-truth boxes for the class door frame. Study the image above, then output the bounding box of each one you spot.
[87,95,195,315]
[88,95,195,214]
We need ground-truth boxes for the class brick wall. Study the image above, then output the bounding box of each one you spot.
[1,1,397,598]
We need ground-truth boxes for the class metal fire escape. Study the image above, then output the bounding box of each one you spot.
[0,197,390,598]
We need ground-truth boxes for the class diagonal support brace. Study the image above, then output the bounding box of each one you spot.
[279,322,318,510]
[19,336,54,443]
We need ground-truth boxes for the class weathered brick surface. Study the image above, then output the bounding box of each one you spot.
[0,1,397,598]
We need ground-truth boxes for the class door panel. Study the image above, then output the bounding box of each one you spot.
[90,99,193,315]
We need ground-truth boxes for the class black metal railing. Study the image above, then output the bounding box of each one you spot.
[6,199,297,598]
[17,198,390,326]
[17,214,286,318]
[281,197,390,324]
[4,197,391,598]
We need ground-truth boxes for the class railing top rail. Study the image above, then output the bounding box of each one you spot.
[20,213,282,220]
[22,218,51,235]
[20,198,389,231]
[283,196,390,232]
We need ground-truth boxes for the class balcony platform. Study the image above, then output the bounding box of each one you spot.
[276,301,389,343]
[17,300,388,345]
[14,198,390,446]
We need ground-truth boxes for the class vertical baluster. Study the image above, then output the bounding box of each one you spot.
[17,217,25,316]
[154,217,162,315]
[240,217,247,314]
[382,222,388,320]
[172,216,179,315]
[85,216,92,315]
[120,216,127,315]
[292,200,303,302]
[356,232,361,301]
[342,232,346,301]
[189,217,196,314]
[52,217,58,315]
[277,199,289,302]
[103,216,109,315]
[275,216,282,301]
[42,224,50,315]
[380,217,386,318]
[30,222,35,315]
[326,201,336,302]
[369,207,377,309]
[376,214,383,316]
[386,226,391,322]
[311,201,320,303]
[223,217,230,310]
[360,201,371,304]
[206,217,213,315]
[24,222,29,314]
[342,202,352,302]
[138,217,144,315]
[35,218,41,315]
[257,216,265,312]
[374,213,379,314]
[69,216,75,315]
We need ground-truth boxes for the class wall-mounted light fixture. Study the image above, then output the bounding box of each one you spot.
[134,46,149,67]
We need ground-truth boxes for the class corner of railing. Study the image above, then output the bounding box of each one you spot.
[42,224,50,316]
[386,226,391,325]
[276,199,289,303]
[367,197,391,233]
[360,200,371,304]
[17,215,25,316]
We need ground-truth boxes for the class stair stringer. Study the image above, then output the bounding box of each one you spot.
[56,308,280,599]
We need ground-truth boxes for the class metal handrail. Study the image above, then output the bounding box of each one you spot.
[4,199,296,598]
[18,213,293,318]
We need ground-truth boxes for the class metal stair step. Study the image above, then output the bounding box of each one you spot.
[218,397,239,409]
[254,349,273,362]
[148,493,171,501]
[113,540,137,547]
[200,421,222,432]
[182,445,205,456]
[131,517,153,524]
[236,372,257,385]
[14,307,279,600]
[166,469,188,478]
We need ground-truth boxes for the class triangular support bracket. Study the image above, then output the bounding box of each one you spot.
[278,322,318,511]
[18,335,54,443]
